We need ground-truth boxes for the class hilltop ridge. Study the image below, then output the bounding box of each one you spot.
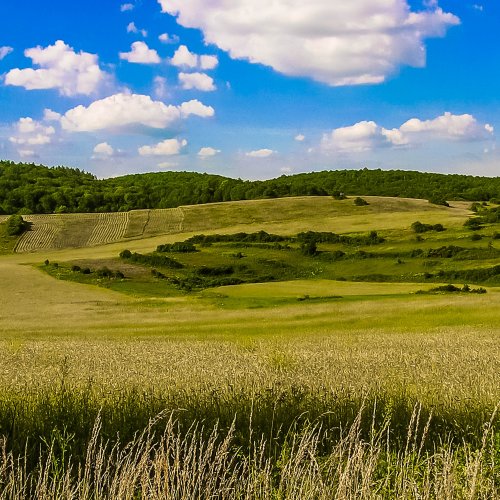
[1,160,499,214]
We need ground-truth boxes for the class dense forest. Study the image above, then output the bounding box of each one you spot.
[1,160,499,214]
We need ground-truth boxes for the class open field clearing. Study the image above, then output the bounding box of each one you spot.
[0,196,499,498]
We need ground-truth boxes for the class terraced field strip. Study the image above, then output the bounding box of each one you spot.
[53,214,97,249]
[15,215,64,253]
[144,207,184,235]
[125,210,150,238]
[87,212,129,246]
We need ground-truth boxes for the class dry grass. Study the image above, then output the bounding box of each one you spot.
[0,405,498,499]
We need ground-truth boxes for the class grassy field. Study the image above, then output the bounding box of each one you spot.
[0,196,499,498]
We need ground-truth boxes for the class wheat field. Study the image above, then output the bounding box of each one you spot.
[0,196,498,498]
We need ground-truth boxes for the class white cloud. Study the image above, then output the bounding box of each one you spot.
[295,134,305,142]
[18,149,36,158]
[179,99,215,118]
[399,112,493,140]
[160,0,459,86]
[322,112,494,153]
[200,55,218,70]
[139,138,187,156]
[179,72,216,91]
[0,46,13,60]
[159,33,179,44]
[246,148,275,158]
[171,45,218,70]
[198,146,220,157]
[157,161,178,168]
[9,117,55,147]
[60,93,214,132]
[153,76,168,98]
[4,40,108,96]
[43,108,62,122]
[121,3,134,11]
[280,167,293,174]
[127,22,147,37]
[120,41,161,64]
[472,4,484,12]
[93,142,114,157]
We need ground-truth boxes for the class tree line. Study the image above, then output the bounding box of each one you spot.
[1,160,500,214]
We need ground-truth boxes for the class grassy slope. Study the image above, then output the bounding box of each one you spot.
[12,196,472,253]
[1,196,499,496]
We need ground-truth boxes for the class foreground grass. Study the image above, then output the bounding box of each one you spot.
[0,400,498,499]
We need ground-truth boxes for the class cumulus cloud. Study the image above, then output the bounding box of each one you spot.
[246,148,275,158]
[399,112,493,140]
[60,93,214,132]
[92,142,115,157]
[127,22,147,37]
[179,99,215,118]
[9,117,55,147]
[159,0,459,86]
[198,146,220,157]
[120,41,161,64]
[322,112,494,152]
[0,46,13,60]
[138,138,187,156]
[4,40,108,96]
[295,134,305,142]
[121,3,134,11]
[43,108,62,122]
[179,72,216,91]
[170,45,218,70]
[159,33,179,44]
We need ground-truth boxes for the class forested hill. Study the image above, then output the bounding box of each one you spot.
[1,160,499,214]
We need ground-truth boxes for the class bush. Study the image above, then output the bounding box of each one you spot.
[471,234,482,241]
[6,214,29,236]
[156,242,197,253]
[300,240,317,256]
[411,221,445,234]
[428,197,450,207]
[353,197,369,206]
[120,249,132,259]
[464,218,482,231]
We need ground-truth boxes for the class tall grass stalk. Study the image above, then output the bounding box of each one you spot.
[0,404,498,499]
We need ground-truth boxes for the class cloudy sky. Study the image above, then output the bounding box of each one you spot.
[0,0,499,179]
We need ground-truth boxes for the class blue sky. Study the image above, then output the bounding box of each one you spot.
[0,0,499,179]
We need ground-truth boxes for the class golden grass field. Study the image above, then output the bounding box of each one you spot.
[1,196,499,498]
[1,196,498,402]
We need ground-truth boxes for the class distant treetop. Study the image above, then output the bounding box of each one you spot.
[1,160,499,214]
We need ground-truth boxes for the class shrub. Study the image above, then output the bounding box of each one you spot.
[464,218,482,231]
[300,240,317,256]
[353,197,369,206]
[120,249,132,259]
[411,221,445,233]
[6,214,29,236]
[71,265,81,272]
[428,197,450,207]
[156,242,197,253]
[471,234,482,241]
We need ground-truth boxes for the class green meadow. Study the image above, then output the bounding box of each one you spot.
[0,196,499,498]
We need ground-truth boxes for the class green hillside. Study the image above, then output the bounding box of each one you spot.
[2,159,500,214]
